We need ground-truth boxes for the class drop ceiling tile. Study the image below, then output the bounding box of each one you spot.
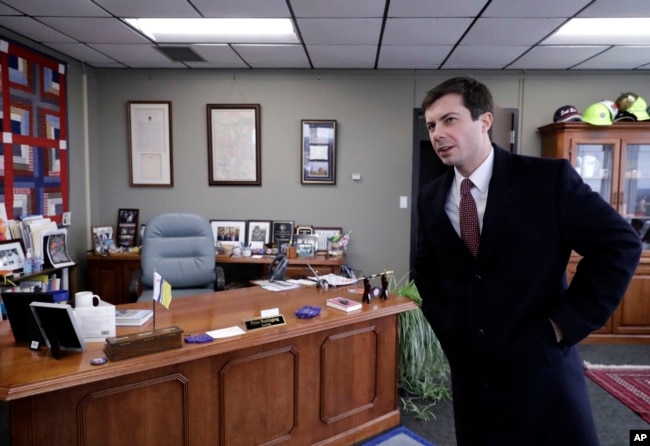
[462,18,565,45]
[87,43,186,68]
[383,18,473,45]
[45,42,117,64]
[0,0,110,16]
[297,18,382,45]
[233,44,310,68]
[93,0,201,18]
[38,17,150,44]
[443,45,529,69]
[306,45,376,69]
[191,0,290,18]
[482,0,589,18]
[387,0,486,18]
[572,46,650,70]
[290,0,385,18]
[186,45,249,68]
[0,17,78,43]
[578,0,650,18]
[0,3,21,15]
[507,45,608,69]
[378,45,451,69]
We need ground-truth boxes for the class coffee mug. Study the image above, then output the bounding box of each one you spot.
[75,291,100,308]
[242,248,252,257]
[582,155,600,178]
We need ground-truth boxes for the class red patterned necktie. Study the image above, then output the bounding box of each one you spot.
[460,178,480,256]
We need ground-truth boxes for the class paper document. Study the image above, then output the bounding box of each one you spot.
[262,280,300,292]
[308,274,357,286]
[206,326,246,338]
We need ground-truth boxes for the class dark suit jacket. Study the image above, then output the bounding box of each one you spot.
[414,145,641,446]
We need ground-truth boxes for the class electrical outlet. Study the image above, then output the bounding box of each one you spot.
[62,212,71,226]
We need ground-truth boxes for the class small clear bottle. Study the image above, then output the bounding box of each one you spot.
[23,248,33,274]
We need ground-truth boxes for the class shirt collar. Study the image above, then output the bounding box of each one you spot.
[454,147,494,194]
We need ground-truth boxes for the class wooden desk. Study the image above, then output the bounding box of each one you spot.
[1,287,416,445]
[87,253,345,305]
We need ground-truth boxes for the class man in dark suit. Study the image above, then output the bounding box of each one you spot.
[414,77,641,446]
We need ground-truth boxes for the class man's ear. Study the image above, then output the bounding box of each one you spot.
[480,112,493,133]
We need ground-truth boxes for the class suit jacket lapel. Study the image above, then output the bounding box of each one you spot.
[478,146,517,262]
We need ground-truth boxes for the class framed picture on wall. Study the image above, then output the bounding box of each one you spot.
[207,104,261,186]
[301,120,336,185]
[127,101,173,187]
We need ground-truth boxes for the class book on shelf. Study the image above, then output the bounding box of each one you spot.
[115,309,154,326]
[326,297,362,312]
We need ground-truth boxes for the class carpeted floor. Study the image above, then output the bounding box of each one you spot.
[399,343,650,446]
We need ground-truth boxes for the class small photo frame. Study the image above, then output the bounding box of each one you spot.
[301,120,336,185]
[92,226,114,254]
[272,221,295,252]
[0,240,25,271]
[210,220,247,247]
[44,229,75,268]
[247,220,271,251]
[127,101,173,187]
[296,243,315,257]
[30,302,86,359]
[117,209,139,249]
[314,227,342,252]
[295,225,313,235]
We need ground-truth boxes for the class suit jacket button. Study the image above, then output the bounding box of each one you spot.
[477,328,486,337]
[474,274,482,280]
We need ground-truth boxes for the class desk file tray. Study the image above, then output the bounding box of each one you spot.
[104,325,183,361]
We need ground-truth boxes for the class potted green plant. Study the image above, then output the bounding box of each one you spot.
[392,276,451,420]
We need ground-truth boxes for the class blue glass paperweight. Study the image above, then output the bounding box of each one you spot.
[295,305,321,319]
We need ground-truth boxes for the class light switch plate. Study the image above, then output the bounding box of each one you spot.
[62,212,71,226]
[400,196,408,209]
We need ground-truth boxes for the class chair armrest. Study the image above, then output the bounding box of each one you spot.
[214,266,225,291]
[129,269,143,302]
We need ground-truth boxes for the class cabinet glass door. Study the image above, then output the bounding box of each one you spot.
[624,144,650,223]
[575,143,613,205]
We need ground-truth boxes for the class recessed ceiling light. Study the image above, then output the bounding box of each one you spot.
[545,18,650,45]
[125,18,298,44]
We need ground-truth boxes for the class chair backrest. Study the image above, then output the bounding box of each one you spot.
[141,213,216,289]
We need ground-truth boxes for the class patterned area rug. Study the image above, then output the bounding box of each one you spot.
[360,426,436,446]
[584,361,650,424]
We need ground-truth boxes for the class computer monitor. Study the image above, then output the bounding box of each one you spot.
[2,291,55,345]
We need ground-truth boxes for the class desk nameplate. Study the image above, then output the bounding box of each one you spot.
[243,315,286,331]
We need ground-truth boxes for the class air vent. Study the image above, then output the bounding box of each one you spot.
[157,46,205,62]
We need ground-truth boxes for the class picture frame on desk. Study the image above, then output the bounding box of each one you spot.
[313,227,342,252]
[127,101,173,187]
[117,209,139,249]
[44,230,75,268]
[271,221,294,253]
[207,104,261,186]
[295,234,318,257]
[247,220,271,251]
[210,220,246,247]
[301,120,336,185]
[92,226,114,255]
[0,240,25,271]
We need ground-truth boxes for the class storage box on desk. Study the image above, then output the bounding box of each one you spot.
[51,290,69,304]
[103,325,183,361]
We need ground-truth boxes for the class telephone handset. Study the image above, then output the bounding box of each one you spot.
[269,254,288,282]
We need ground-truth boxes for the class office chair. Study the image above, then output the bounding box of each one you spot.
[131,213,225,302]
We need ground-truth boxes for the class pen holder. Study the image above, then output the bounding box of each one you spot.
[287,246,297,259]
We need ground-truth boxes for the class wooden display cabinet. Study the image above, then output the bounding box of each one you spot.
[539,122,650,343]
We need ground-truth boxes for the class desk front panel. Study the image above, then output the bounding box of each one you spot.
[4,288,415,445]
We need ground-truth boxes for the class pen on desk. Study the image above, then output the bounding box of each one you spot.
[307,264,320,279]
